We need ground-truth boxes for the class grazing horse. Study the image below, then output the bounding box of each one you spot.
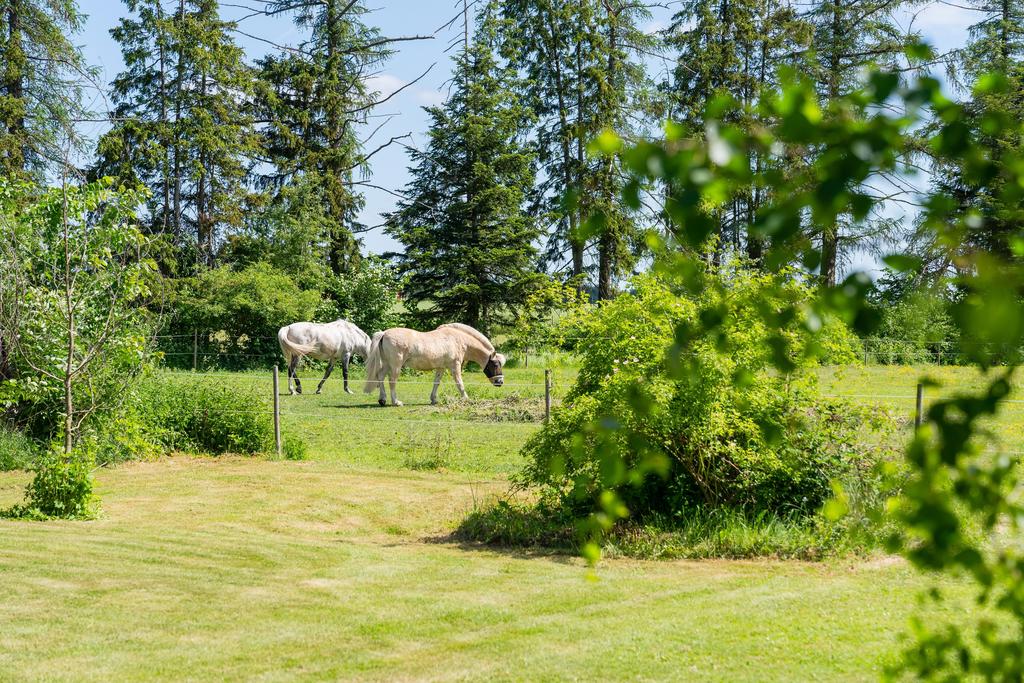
[277,319,371,395]
[363,323,505,406]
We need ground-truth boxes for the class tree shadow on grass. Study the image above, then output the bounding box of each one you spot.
[416,532,581,565]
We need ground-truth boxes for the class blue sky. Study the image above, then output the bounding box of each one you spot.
[74,1,972,257]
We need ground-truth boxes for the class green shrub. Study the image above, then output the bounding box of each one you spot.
[866,289,956,364]
[282,434,307,461]
[136,374,277,455]
[89,413,163,466]
[0,426,39,471]
[3,445,96,519]
[504,276,590,355]
[163,262,322,370]
[814,315,864,365]
[512,270,901,555]
[318,258,403,336]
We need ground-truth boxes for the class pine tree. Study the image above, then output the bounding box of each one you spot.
[498,0,653,298]
[664,0,810,264]
[0,0,91,178]
[96,0,258,270]
[253,0,393,275]
[386,37,539,331]
[806,0,914,284]
[916,0,1024,274]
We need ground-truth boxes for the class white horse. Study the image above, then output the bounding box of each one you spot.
[363,323,505,406]
[278,319,371,395]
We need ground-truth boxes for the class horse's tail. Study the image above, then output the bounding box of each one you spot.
[278,326,317,360]
[362,331,386,393]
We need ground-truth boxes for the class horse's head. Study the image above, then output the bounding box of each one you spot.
[483,353,506,387]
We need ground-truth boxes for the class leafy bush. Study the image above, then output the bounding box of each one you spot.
[135,374,277,455]
[513,271,900,552]
[163,262,322,369]
[504,276,590,355]
[281,434,308,461]
[3,446,96,519]
[865,288,956,364]
[0,425,39,471]
[88,413,163,466]
[814,315,865,365]
[318,258,402,336]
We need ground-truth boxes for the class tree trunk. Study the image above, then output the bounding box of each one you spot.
[173,0,184,249]
[157,0,170,235]
[572,33,586,282]
[542,7,583,288]
[818,0,842,286]
[821,224,838,286]
[597,1,618,300]
[197,70,210,267]
[61,182,74,456]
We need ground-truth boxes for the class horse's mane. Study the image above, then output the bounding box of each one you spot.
[439,323,494,353]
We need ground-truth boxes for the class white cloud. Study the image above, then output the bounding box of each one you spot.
[908,4,973,53]
[415,89,446,106]
[364,73,406,98]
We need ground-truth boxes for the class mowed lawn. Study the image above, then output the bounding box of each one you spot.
[0,361,1013,681]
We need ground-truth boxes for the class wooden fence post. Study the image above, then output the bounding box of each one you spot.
[915,382,924,429]
[273,365,282,457]
[544,369,552,423]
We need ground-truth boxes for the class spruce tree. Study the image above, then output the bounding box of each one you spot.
[665,0,810,264]
[498,0,653,298]
[386,36,539,331]
[0,0,91,178]
[97,0,258,270]
[806,0,915,284]
[916,0,1024,274]
[253,0,393,275]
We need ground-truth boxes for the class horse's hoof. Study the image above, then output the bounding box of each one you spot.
[393,401,403,407]
[315,390,322,395]
[345,388,354,395]
[378,399,387,407]
[430,399,438,405]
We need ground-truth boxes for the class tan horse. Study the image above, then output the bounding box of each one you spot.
[362,323,505,406]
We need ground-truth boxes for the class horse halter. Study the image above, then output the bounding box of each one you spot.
[484,352,504,384]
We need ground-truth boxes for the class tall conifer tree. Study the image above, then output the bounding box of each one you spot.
[97,0,257,270]
[499,0,653,298]
[254,0,393,275]
[914,0,1024,275]
[386,31,539,331]
[0,0,91,178]
[806,0,914,284]
[665,0,809,264]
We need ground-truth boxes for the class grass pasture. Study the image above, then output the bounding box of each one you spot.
[0,361,1017,680]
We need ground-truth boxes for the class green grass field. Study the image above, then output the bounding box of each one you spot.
[0,361,1015,681]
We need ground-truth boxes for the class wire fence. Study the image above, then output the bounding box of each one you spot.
[135,338,1024,459]
[154,330,1024,373]
[112,360,1024,466]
